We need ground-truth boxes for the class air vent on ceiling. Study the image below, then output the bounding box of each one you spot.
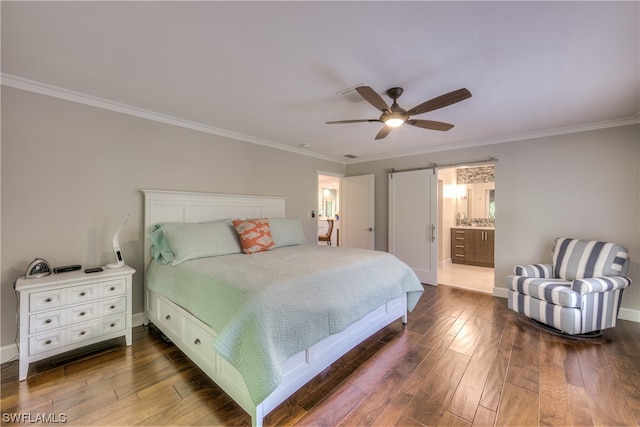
[336,84,365,103]
[344,154,358,159]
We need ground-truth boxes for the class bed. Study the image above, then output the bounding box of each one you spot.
[142,190,424,426]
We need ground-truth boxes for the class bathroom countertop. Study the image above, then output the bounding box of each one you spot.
[452,226,495,230]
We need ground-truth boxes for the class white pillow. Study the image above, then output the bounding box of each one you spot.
[160,219,242,265]
[268,217,308,248]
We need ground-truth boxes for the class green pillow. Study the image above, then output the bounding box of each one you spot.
[150,223,175,264]
[269,217,308,248]
[160,219,243,265]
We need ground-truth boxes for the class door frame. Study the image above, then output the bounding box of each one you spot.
[435,163,496,293]
[317,171,343,246]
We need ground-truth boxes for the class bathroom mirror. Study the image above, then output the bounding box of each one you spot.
[457,183,495,219]
[455,165,495,225]
[320,188,337,218]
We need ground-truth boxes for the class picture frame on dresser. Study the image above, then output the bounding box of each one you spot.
[14,265,135,381]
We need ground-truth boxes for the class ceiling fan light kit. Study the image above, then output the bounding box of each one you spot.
[384,117,405,128]
[327,85,472,140]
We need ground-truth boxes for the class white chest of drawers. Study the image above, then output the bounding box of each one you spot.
[15,266,135,381]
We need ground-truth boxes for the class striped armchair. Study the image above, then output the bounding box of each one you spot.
[507,238,631,336]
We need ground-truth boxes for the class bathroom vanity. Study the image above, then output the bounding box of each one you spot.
[451,227,494,267]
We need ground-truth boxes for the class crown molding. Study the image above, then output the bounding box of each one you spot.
[347,114,640,164]
[1,73,347,164]
[3,73,637,167]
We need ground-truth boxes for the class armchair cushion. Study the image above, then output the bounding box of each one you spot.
[552,238,629,280]
[508,277,580,308]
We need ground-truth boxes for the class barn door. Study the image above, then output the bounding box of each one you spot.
[389,169,437,285]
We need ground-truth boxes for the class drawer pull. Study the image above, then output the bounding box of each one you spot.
[194,338,201,345]
[80,311,86,316]
[80,291,86,296]
[456,245,465,248]
[45,319,52,324]
[165,314,171,320]
[109,286,116,291]
[45,339,52,345]
[45,297,52,303]
[110,305,116,309]
[110,323,116,328]
[456,254,465,257]
[80,330,86,336]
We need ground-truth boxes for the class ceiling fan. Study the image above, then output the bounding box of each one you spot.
[326,86,472,140]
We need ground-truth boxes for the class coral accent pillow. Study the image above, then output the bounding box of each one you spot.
[232,218,276,254]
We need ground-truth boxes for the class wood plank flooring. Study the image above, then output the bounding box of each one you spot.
[2,284,639,426]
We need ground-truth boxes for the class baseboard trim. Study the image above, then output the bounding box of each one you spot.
[0,344,19,365]
[132,312,145,327]
[1,312,147,364]
[619,307,640,323]
[438,259,452,267]
[493,287,508,299]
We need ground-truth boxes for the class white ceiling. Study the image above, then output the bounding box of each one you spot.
[2,1,639,163]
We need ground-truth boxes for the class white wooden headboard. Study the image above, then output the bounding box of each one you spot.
[142,190,287,269]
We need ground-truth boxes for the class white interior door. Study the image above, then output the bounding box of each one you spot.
[389,169,437,285]
[340,174,375,250]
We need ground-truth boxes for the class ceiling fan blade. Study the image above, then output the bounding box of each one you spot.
[326,119,379,124]
[356,86,391,112]
[407,88,472,116]
[375,126,393,140]
[406,119,455,131]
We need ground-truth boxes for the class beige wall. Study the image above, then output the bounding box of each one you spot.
[346,125,640,317]
[2,86,638,354]
[1,87,345,350]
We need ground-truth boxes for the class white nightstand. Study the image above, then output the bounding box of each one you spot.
[14,265,135,381]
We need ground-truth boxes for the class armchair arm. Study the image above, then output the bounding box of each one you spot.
[513,264,554,278]
[571,276,632,295]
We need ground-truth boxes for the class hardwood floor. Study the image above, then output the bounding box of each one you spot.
[2,284,639,426]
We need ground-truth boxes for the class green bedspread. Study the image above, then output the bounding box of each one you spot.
[146,244,424,404]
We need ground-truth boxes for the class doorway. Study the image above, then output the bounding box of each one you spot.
[317,173,341,246]
[437,165,495,294]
